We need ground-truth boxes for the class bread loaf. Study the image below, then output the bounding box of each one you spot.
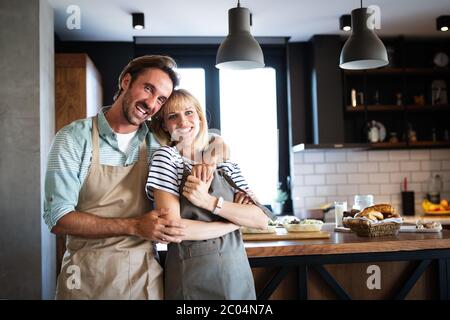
[359,204,400,219]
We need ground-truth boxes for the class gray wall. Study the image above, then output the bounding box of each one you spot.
[0,0,55,299]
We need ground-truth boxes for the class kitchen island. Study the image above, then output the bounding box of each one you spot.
[245,224,450,300]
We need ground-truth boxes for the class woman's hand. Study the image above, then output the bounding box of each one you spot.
[191,163,216,185]
[234,191,255,205]
[182,175,216,210]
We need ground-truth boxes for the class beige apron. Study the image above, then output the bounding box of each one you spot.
[55,116,163,300]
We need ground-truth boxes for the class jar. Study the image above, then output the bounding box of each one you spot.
[353,194,374,211]
[389,132,399,143]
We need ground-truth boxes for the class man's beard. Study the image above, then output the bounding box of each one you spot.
[121,92,148,126]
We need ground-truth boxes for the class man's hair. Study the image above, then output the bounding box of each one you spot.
[113,55,179,101]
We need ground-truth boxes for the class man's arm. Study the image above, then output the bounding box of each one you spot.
[51,209,186,243]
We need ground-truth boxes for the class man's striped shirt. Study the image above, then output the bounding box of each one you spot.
[43,108,161,229]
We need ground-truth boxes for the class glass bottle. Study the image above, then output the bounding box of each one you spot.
[427,174,443,204]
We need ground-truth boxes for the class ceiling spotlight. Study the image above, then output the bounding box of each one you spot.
[437,16,450,32]
[340,14,352,31]
[132,13,144,30]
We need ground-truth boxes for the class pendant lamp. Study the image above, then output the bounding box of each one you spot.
[339,4,388,70]
[216,1,265,70]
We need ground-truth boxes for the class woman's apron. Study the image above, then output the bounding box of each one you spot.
[164,166,257,300]
[55,116,163,300]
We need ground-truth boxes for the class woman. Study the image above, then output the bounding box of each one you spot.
[146,89,274,300]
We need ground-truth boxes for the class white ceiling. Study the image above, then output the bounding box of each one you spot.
[48,0,450,42]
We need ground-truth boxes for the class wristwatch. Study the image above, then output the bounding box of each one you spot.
[212,196,224,215]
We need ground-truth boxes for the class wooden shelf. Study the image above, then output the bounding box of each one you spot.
[369,141,450,149]
[344,67,450,76]
[346,104,450,112]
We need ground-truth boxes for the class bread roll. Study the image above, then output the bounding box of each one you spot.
[360,204,397,219]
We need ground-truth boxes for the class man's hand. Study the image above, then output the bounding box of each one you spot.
[234,191,255,205]
[133,208,186,244]
[182,175,216,210]
[191,163,216,184]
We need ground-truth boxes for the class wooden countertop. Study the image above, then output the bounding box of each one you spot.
[244,224,450,258]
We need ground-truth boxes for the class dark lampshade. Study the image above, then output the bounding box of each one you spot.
[437,16,450,32]
[340,14,352,31]
[216,4,264,70]
[132,13,144,30]
[339,8,388,70]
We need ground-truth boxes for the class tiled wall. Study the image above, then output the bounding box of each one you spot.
[291,148,450,218]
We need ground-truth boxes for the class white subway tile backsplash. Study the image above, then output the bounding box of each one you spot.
[410,150,430,160]
[347,151,368,162]
[408,183,422,192]
[295,164,314,175]
[368,151,389,161]
[325,151,347,162]
[315,163,336,174]
[389,150,410,161]
[338,185,359,196]
[369,173,390,184]
[326,174,347,184]
[390,172,411,184]
[304,175,325,185]
[294,153,304,164]
[381,183,400,194]
[442,161,450,170]
[421,160,441,171]
[336,163,356,173]
[430,149,450,160]
[348,174,369,184]
[390,194,401,205]
[292,148,449,210]
[293,186,315,197]
[291,175,304,186]
[374,195,391,203]
[316,186,337,196]
[379,162,400,172]
[411,171,431,183]
[359,184,380,194]
[305,197,327,208]
[358,162,378,173]
[304,152,325,163]
[400,161,421,171]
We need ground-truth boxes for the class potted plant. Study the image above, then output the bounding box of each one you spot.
[273,183,288,215]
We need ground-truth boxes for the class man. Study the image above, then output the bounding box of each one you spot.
[44,55,187,299]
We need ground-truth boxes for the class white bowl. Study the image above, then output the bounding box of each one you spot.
[241,225,277,234]
[283,221,323,232]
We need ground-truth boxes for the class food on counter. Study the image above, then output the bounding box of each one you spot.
[343,209,361,218]
[283,218,324,232]
[356,204,400,221]
[241,220,277,234]
[416,220,442,230]
[422,199,450,212]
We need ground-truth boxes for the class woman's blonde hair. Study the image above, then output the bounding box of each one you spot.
[150,89,209,152]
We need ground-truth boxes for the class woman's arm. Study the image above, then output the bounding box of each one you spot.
[153,189,240,241]
[183,176,269,230]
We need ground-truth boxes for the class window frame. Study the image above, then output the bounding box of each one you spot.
[135,44,292,211]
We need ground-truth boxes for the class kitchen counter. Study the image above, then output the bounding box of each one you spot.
[244,224,450,300]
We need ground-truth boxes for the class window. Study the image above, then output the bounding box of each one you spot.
[175,68,206,111]
[219,68,278,205]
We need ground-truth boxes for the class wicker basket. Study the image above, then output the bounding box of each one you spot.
[347,219,401,237]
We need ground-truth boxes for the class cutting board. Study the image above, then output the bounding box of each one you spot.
[242,228,330,241]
